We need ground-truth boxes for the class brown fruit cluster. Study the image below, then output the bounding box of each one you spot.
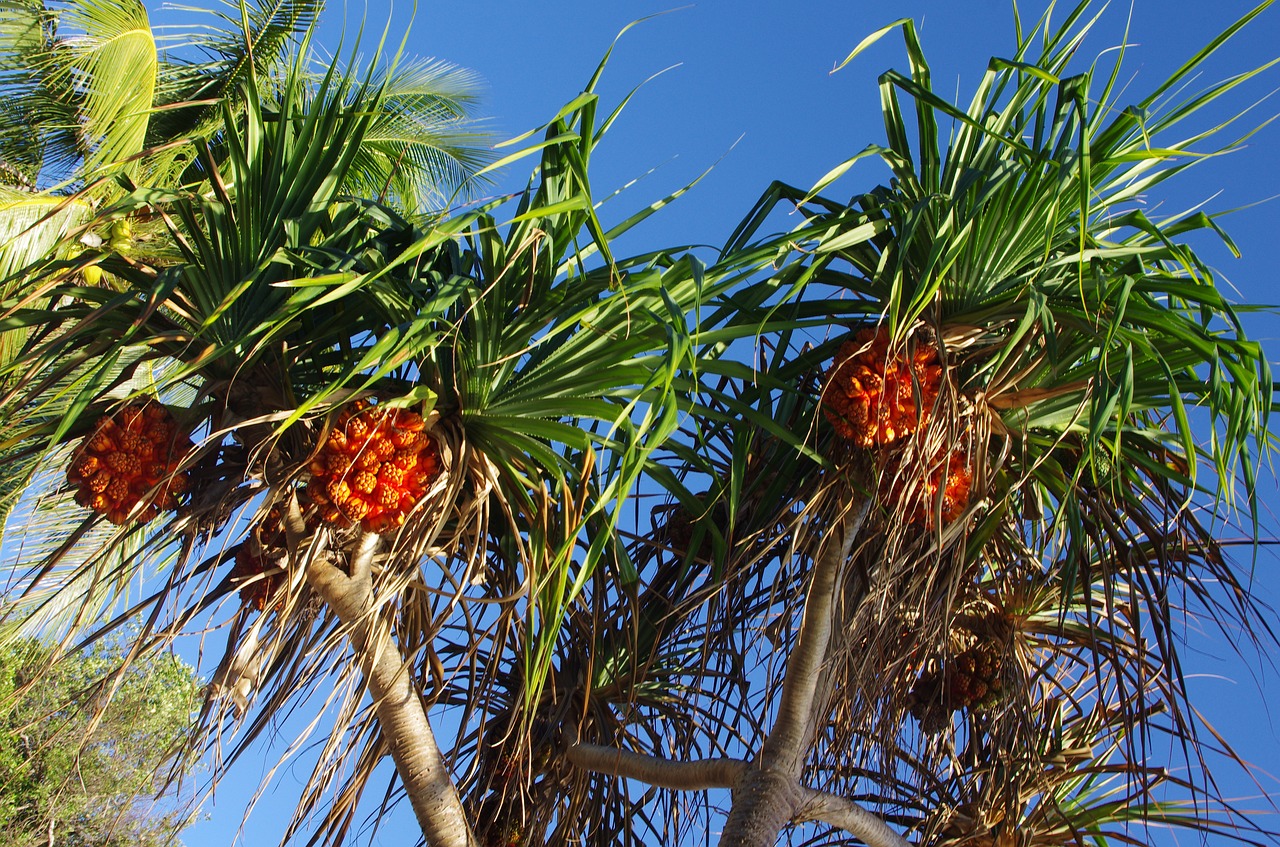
[229,503,291,612]
[307,400,441,534]
[909,641,1005,732]
[67,402,192,525]
[230,547,283,612]
[822,327,943,448]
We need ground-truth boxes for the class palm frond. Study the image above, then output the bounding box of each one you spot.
[56,0,157,177]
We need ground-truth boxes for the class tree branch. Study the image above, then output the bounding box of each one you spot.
[760,496,870,775]
[719,495,872,846]
[796,787,912,847]
[567,742,746,791]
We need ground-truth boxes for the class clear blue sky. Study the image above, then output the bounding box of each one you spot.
[154,1,1280,844]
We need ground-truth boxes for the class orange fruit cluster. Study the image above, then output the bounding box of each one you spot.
[67,402,192,525]
[822,327,943,448]
[307,401,441,534]
[883,449,974,528]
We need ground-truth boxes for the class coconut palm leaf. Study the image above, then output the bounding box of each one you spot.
[0,0,55,187]
[0,190,97,530]
[57,0,157,178]
[144,0,491,204]
[145,0,324,146]
[347,57,491,214]
[0,0,157,185]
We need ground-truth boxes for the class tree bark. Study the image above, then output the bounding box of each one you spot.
[718,498,868,846]
[795,787,912,847]
[567,741,745,790]
[303,530,476,847]
[567,741,907,847]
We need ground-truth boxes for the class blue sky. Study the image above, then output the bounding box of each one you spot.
[149,1,1280,844]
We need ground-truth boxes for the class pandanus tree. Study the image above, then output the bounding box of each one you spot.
[543,3,1278,844]
[0,25,770,845]
[0,2,1277,847]
[0,0,488,527]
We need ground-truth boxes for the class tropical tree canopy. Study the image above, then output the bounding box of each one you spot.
[0,2,1276,847]
[0,0,490,533]
[0,0,489,199]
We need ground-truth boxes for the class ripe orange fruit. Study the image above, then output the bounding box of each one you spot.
[882,449,973,529]
[307,401,442,534]
[67,402,192,525]
[822,327,943,448]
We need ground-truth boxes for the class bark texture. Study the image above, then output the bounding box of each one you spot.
[720,768,804,845]
[567,742,745,790]
[304,530,476,847]
[718,499,869,846]
[796,788,912,847]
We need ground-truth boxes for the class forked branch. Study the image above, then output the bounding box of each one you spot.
[568,495,904,847]
[719,495,874,845]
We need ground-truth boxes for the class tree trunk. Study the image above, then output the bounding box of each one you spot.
[721,768,803,845]
[304,530,476,847]
[717,499,867,846]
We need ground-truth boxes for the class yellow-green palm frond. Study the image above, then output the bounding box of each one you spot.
[56,0,156,178]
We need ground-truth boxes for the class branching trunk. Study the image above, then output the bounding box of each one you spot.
[564,496,909,847]
[302,528,476,847]
[719,497,868,846]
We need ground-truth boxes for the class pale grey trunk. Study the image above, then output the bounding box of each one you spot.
[568,741,910,847]
[720,768,804,845]
[718,500,867,847]
[567,741,745,790]
[305,531,476,847]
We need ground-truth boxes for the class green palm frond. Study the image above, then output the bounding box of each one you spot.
[0,190,93,528]
[0,190,91,296]
[0,0,158,184]
[350,57,492,213]
[0,0,55,187]
[147,0,323,141]
[56,0,157,178]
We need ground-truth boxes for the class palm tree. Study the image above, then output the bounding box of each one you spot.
[0,0,487,197]
[0,0,488,531]
[564,3,1278,846]
[0,2,1276,847]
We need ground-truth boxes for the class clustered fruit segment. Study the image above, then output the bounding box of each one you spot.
[307,401,441,534]
[67,402,192,525]
[822,327,943,448]
[882,449,974,529]
[823,327,973,527]
[909,639,1005,732]
[230,503,290,612]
